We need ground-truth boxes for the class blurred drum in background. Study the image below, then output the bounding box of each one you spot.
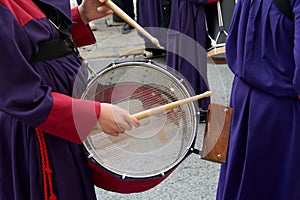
[205,0,236,64]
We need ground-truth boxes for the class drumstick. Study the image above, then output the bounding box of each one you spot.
[132,91,212,120]
[88,91,211,137]
[102,0,163,49]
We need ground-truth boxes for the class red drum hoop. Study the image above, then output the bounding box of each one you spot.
[205,0,236,64]
[81,60,199,193]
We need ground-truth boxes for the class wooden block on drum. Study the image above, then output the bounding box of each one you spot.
[201,103,232,163]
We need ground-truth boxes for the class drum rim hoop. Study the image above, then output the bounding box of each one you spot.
[82,60,199,179]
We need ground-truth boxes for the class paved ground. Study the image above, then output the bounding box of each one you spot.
[77,13,234,200]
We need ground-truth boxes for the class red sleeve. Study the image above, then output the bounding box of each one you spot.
[70,6,96,47]
[37,92,100,144]
[207,0,219,3]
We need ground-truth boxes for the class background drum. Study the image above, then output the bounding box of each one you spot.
[81,60,200,193]
[205,0,236,64]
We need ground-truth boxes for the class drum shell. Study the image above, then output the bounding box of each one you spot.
[205,0,235,63]
[88,157,175,193]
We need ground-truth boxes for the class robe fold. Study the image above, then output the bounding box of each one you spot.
[166,0,217,110]
[137,0,168,52]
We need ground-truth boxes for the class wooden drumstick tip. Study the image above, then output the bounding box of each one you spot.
[151,38,164,49]
[132,91,212,120]
[204,91,212,97]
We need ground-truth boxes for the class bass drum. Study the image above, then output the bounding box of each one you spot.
[205,0,236,64]
[81,60,199,193]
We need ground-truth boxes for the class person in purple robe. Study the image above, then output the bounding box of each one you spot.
[0,0,139,199]
[137,0,170,58]
[166,0,217,122]
[216,0,300,199]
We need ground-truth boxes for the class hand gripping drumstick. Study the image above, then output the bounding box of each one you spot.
[132,91,212,120]
[88,91,211,136]
[102,0,163,49]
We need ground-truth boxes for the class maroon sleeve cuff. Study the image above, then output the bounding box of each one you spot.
[70,7,96,47]
[37,92,100,144]
[298,96,300,100]
[207,0,219,3]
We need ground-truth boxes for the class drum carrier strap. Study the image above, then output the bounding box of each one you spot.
[274,0,294,20]
[31,1,79,62]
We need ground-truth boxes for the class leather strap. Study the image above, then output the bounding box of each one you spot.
[31,38,78,62]
[31,1,79,62]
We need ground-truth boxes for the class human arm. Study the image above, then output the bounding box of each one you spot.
[96,103,140,136]
[70,0,113,47]
[0,6,138,144]
[36,94,139,143]
[78,0,113,24]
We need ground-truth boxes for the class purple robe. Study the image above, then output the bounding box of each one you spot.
[137,0,168,50]
[166,0,211,110]
[137,0,163,27]
[0,0,99,199]
[217,0,300,199]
